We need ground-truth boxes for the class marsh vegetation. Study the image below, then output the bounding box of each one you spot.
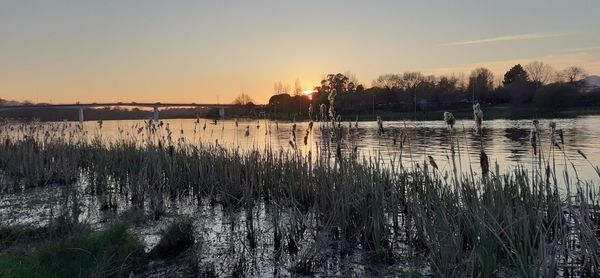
[1,103,599,277]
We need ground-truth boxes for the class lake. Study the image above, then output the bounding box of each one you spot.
[74,115,600,183]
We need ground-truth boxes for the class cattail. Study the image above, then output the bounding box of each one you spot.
[443,112,455,129]
[308,121,313,132]
[97,120,103,129]
[532,119,539,131]
[480,150,489,176]
[304,131,309,145]
[558,129,564,145]
[244,125,250,137]
[530,128,538,155]
[377,116,384,136]
[328,89,337,119]
[551,133,561,150]
[548,121,556,133]
[473,103,483,133]
[578,149,588,160]
[289,140,295,149]
[427,155,438,170]
[235,118,239,127]
[256,121,260,129]
[203,121,207,131]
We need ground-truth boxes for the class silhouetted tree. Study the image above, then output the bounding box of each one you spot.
[561,66,587,83]
[503,64,529,85]
[468,67,495,101]
[525,61,555,85]
[372,74,403,89]
[533,83,579,108]
[294,78,302,96]
[438,75,459,93]
[324,73,350,93]
[233,93,255,106]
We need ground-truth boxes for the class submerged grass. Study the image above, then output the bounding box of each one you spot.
[0,119,599,276]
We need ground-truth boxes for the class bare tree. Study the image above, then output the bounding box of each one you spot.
[233,93,255,105]
[344,71,360,85]
[273,81,290,95]
[561,66,587,83]
[294,78,302,96]
[525,61,555,85]
[372,74,403,89]
[402,72,425,90]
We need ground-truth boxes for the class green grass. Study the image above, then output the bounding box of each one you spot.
[0,223,146,278]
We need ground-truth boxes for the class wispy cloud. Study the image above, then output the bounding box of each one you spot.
[442,32,567,46]
[560,46,600,53]
[425,52,600,76]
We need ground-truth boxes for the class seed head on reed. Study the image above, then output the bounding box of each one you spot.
[551,133,561,150]
[319,104,326,121]
[304,131,309,145]
[377,116,384,136]
[443,112,456,129]
[308,104,314,120]
[244,125,250,137]
[548,121,556,133]
[480,150,489,176]
[235,118,239,127]
[473,103,483,133]
[328,89,337,119]
[578,149,588,159]
[427,155,438,170]
[530,126,538,155]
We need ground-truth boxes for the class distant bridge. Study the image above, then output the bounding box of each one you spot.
[0,102,262,123]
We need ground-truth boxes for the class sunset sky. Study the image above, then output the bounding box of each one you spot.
[1,1,599,104]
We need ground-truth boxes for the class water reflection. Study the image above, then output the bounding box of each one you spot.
[8,116,600,184]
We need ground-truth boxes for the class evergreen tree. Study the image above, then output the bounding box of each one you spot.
[503,64,529,85]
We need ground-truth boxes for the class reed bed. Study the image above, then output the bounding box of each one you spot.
[0,116,599,277]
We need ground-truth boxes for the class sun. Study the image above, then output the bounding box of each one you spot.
[302,89,313,95]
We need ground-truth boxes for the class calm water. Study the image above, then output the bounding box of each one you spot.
[78,116,600,183]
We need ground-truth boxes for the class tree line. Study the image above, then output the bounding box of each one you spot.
[269,62,597,119]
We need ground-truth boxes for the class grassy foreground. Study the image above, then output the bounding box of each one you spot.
[0,223,146,278]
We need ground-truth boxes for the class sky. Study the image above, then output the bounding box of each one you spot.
[1,1,599,104]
